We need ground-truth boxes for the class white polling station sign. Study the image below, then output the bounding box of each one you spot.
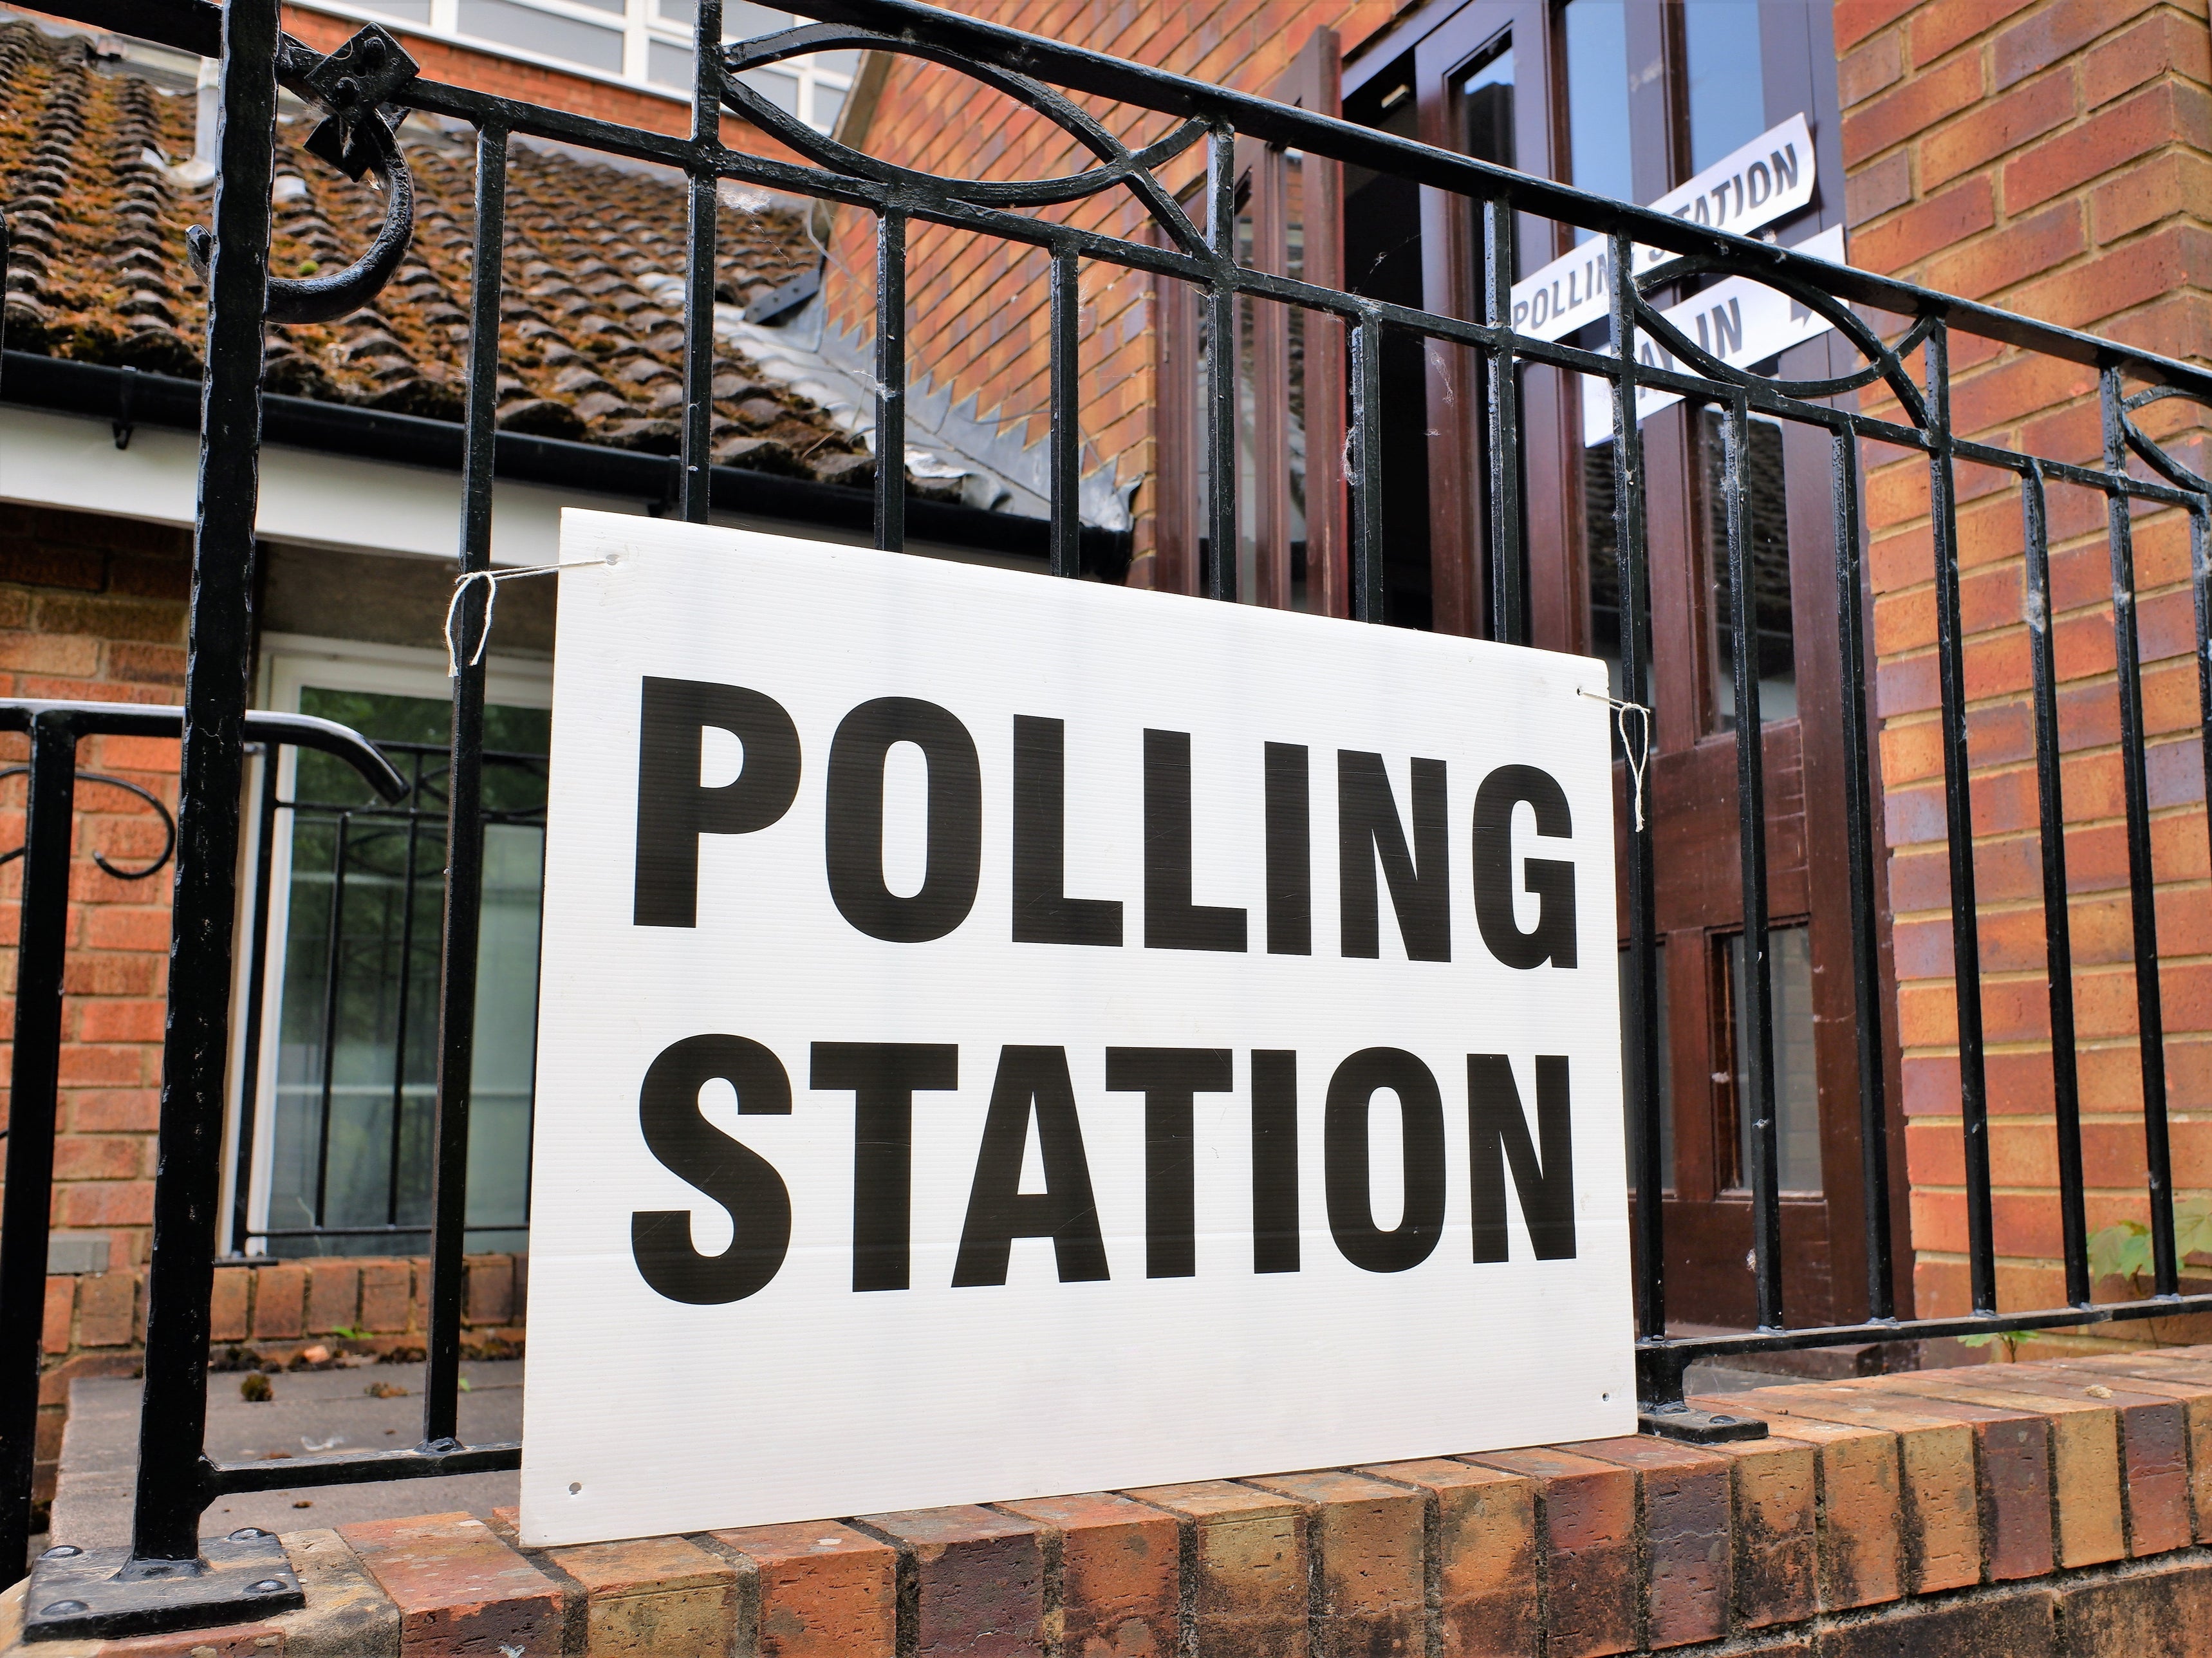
[1513,112,1816,344]
[1580,223,1848,445]
[518,510,1637,1547]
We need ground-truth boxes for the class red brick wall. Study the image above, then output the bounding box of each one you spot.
[0,506,191,1276]
[823,1,1394,588]
[1838,0,2212,1338]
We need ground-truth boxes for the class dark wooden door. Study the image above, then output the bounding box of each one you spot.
[1339,0,1905,1331]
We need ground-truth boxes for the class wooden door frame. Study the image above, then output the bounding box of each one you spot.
[1151,28,1348,615]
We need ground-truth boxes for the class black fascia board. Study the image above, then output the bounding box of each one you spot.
[0,352,1131,579]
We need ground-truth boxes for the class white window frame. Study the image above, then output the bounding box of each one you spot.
[221,634,553,1256]
[290,0,855,124]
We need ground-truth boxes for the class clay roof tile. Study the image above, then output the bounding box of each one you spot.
[0,21,864,481]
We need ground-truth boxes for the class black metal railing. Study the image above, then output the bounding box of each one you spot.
[4,0,2212,1634]
[0,702,406,1607]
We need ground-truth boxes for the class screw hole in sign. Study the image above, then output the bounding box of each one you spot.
[568,1482,583,1496]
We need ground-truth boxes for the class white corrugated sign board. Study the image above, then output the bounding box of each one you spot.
[519,510,1636,1547]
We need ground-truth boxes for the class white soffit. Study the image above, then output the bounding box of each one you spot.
[0,404,647,565]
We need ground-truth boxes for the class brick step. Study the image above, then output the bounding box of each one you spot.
[5,1345,2212,1655]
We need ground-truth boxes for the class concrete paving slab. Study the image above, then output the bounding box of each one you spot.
[1682,1363,1807,1397]
[49,1360,522,1547]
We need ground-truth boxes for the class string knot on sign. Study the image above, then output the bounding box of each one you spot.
[444,554,621,676]
[1577,685,1653,831]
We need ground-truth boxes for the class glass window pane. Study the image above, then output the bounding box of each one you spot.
[355,0,433,23]
[1683,0,1767,174]
[262,688,547,1256]
[739,66,800,114]
[466,821,543,1253]
[811,81,846,130]
[1459,42,1513,170]
[457,0,624,70]
[1621,944,1673,1190]
[1562,0,1632,235]
[817,48,862,77]
[1702,409,1795,728]
[729,1,792,36]
[647,39,692,89]
[1727,925,1822,1195]
[657,0,696,26]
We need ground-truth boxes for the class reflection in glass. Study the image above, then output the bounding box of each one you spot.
[1460,43,1514,171]
[1702,409,1796,727]
[1562,0,1632,237]
[1582,440,1648,713]
[1198,145,1324,612]
[1724,925,1823,1195]
[263,689,548,1256]
[1343,70,1432,626]
[1683,1,1767,173]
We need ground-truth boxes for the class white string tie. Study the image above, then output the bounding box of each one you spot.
[445,554,620,676]
[1578,685,1653,831]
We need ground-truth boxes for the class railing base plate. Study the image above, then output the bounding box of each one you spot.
[21,1529,302,1643]
[1637,1404,1770,1444]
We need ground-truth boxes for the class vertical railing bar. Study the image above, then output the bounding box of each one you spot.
[1831,429,1895,1321]
[227,745,282,1258]
[1925,322,1997,1316]
[1204,122,1238,603]
[311,811,351,1229]
[1047,244,1081,579]
[679,0,721,524]
[2191,488,2212,1289]
[873,207,907,554]
[2021,461,2088,1305]
[1607,232,1666,1354]
[0,714,82,1586]
[131,0,281,1564]
[1482,197,1521,646]
[1725,393,1782,1331]
[386,813,422,1228]
[1347,312,1384,622]
[422,123,509,1449]
[2100,368,2177,1297]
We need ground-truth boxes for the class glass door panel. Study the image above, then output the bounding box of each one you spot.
[259,687,548,1257]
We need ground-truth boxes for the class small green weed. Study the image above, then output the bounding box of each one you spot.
[2087,1197,2212,1293]
[1958,1329,2040,1362]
